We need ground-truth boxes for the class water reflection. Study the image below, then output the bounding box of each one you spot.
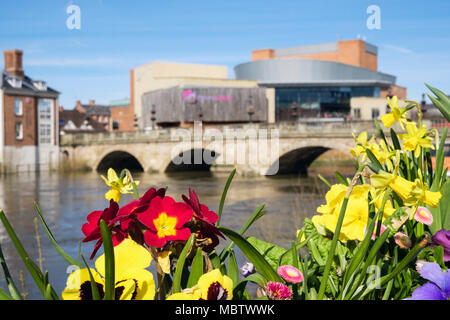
[0,165,353,299]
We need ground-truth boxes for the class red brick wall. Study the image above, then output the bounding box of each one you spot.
[3,94,58,146]
[3,94,37,146]
[111,105,135,132]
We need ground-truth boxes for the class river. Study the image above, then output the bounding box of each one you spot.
[0,162,354,300]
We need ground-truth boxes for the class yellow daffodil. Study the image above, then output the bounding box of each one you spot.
[370,170,416,203]
[350,132,380,161]
[380,96,409,129]
[166,269,233,300]
[372,140,395,172]
[101,168,139,203]
[398,122,434,158]
[404,171,442,215]
[62,238,155,300]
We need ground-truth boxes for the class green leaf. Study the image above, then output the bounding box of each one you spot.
[172,233,195,293]
[247,236,288,270]
[426,84,450,122]
[431,126,448,192]
[218,227,282,282]
[227,249,240,287]
[219,204,266,261]
[428,178,450,234]
[0,288,13,300]
[365,148,382,173]
[81,254,101,300]
[217,168,236,226]
[0,210,47,297]
[335,171,349,186]
[390,128,402,151]
[99,220,115,300]
[34,202,82,268]
[317,196,349,300]
[187,247,204,288]
[0,241,22,299]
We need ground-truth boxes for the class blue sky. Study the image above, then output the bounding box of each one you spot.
[1,0,449,108]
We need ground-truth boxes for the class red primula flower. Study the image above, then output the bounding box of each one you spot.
[138,196,193,248]
[182,188,225,252]
[112,187,166,231]
[81,199,127,259]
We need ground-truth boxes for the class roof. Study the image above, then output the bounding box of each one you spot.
[0,71,59,97]
[59,109,107,132]
[110,98,130,107]
[80,104,111,116]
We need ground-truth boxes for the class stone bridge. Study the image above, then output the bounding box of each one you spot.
[59,121,396,176]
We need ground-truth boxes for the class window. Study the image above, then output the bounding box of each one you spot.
[371,108,380,119]
[112,121,119,130]
[14,98,22,116]
[38,99,53,144]
[15,121,23,140]
[353,108,361,119]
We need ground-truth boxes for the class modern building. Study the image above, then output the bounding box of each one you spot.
[0,49,60,173]
[131,62,274,128]
[234,39,407,121]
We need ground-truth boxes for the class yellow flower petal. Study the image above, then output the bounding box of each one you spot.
[95,238,152,279]
[61,268,104,300]
[157,250,172,274]
[105,188,121,202]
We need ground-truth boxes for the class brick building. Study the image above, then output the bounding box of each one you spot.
[110,98,135,132]
[75,99,111,131]
[0,49,60,173]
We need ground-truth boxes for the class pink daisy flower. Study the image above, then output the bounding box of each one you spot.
[264,281,293,300]
[414,206,433,226]
[277,265,303,284]
[394,232,412,248]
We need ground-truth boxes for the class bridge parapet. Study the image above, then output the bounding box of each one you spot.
[60,120,406,146]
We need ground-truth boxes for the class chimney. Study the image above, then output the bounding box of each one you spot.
[59,106,64,112]
[75,100,85,113]
[4,49,24,78]
[89,99,95,105]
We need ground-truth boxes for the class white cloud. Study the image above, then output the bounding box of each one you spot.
[381,44,413,54]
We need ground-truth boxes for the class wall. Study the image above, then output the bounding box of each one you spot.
[350,96,408,121]
[3,94,37,146]
[111,105,135,132]
[381,85,407,99]
[141,86,268,126]
[252,40,378,71]
[132,62,258,120]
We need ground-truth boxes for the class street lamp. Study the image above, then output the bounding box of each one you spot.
[151,104,156,130]
[290,102,298,122]
[247,95,255,123]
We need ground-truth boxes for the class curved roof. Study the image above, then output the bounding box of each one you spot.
[234,59,396,87]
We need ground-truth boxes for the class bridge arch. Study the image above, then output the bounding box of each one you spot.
[164,148,220,173]
[96,150,144,173]
[266,139,354,175]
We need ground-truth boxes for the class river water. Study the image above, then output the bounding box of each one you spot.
[0,163,354,299]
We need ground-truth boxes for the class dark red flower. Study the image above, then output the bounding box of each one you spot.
[138,196,193,248]
[112,187,166,231]
[182,188,224,252]
[81,200,126,259]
